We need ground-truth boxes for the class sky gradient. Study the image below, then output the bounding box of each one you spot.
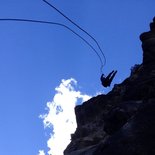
[0,0,155,155]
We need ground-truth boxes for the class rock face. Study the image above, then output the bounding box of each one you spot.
[64,17,155,155]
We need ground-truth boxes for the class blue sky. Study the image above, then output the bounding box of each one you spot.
[0,0,155,155]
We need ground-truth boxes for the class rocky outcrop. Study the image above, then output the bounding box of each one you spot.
[64,17,155,155]
[140,17,155,69]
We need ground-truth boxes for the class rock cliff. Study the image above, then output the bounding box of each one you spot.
[64,17,155,155]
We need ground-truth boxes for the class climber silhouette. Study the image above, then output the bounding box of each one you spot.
[100,70,117,87]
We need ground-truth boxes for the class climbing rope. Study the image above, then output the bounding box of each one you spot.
[42,0,106,73]
[0,18,103,72]
[0,1,106,73]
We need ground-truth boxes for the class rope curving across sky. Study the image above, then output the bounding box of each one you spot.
[0,0,106,74]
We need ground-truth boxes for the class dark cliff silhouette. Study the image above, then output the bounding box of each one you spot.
[64,17,155,155]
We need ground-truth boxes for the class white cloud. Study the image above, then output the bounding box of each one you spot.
[40,78,91,155]
[38,150,45,155]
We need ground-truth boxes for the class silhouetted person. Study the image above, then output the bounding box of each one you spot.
[101,70,117,87]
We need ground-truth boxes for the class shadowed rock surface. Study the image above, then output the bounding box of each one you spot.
[64,17,155,155]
